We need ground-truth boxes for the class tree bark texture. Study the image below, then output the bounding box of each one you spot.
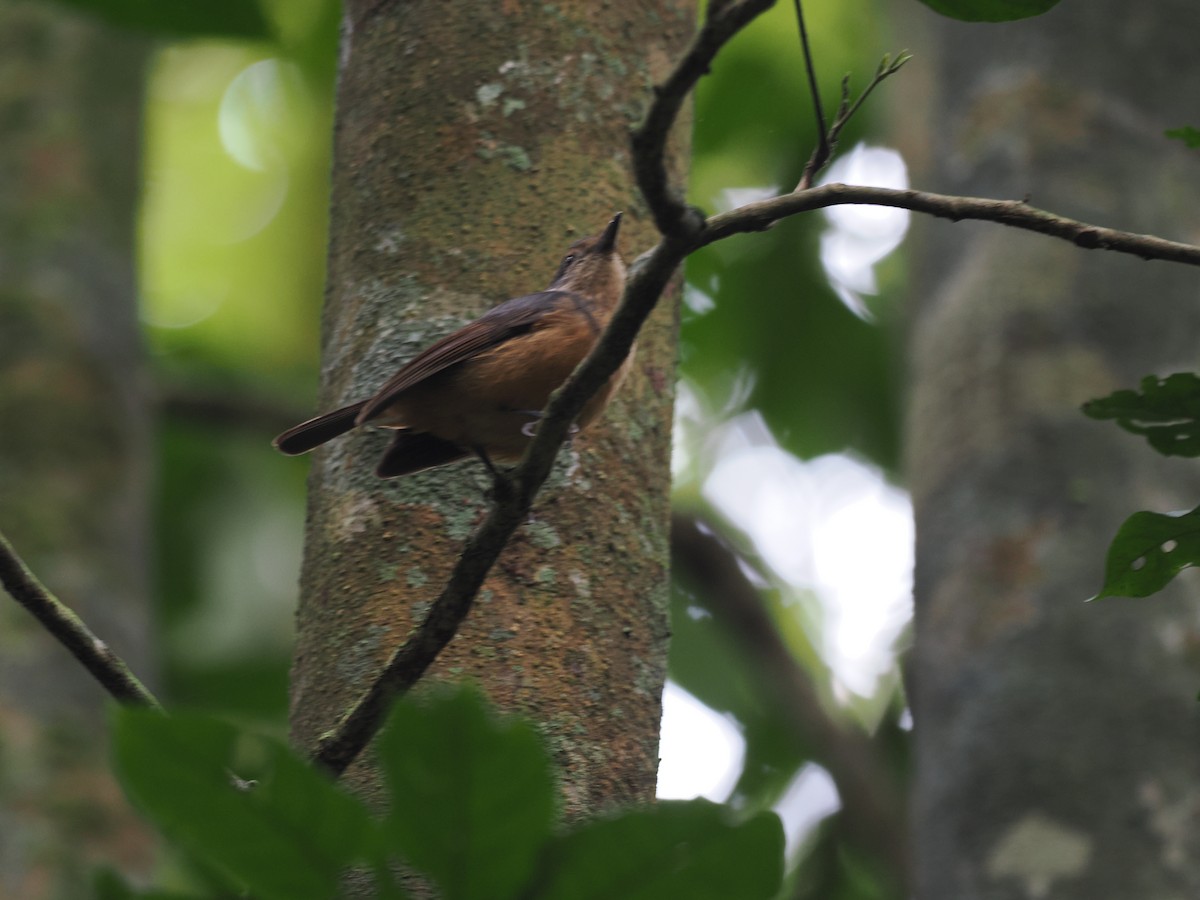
[902,3,1200,898]
[0,7,154,898]
[289,0,693,818]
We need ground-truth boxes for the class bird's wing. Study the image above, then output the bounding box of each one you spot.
[357,290,578,423]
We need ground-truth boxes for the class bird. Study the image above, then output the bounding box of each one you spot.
[273,212,631,478]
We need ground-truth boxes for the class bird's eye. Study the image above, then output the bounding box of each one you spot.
[551,252,580,286]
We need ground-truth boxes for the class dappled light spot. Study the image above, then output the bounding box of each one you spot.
[818,143,909,320]
[693,409,913,699]
[774,764,840,857]
[657,682,744,801]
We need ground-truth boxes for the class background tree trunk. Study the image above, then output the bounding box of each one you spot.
[902,2,1200,896]
[289,0,692,818]
[0,7,154,897]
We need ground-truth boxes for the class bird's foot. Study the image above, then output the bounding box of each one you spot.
[520,412,580,445]
[474,446,515,504]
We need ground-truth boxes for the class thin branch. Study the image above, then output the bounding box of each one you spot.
[701,182,1200,266]
[671,511,909,891]
[793,0,829,181]
[0,529,160,709]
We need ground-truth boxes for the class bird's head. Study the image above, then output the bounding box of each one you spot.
[549,212,627,304]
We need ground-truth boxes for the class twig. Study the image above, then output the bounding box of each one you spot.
[0,529,160,709]
[793,0,829,183]
[671,511,909,891]
[797,52,910,190]
[833,52,911,146]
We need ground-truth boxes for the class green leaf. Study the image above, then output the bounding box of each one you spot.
[1166,126,1200,149]
[44,0,271,40]
[112,708,379,900]
[1094,506,1200,599]
[526,800,784,900]
[1082,373,1200,457]
[912,0,1061,22]
[378,684,557,900]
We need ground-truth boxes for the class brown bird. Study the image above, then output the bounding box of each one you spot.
[274,213,631,478]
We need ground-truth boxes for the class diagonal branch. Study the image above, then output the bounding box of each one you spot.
[0,529,160,709]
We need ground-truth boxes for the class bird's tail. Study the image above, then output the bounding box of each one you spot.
[273,401,368,455]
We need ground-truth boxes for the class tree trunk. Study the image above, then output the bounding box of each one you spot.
[0,7,154,897]
[903,2,1200,897]
[289,0,692,818]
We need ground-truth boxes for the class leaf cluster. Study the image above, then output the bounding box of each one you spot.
[1085,374,1200,599]
[101,686,784,900]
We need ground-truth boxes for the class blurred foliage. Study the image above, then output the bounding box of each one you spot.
[671,575,816,807]
[1166,125,1200,149]
[685,0,904,474]
[154,423,301,715]
[41,0,271,39]
[677,4,909,892]
[142,0,337,721]
[141,11,335,390]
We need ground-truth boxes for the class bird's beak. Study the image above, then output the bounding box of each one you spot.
[596,211,622,253]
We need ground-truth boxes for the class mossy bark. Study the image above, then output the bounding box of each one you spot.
[0,7,155,896]
[290,0,693,818]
